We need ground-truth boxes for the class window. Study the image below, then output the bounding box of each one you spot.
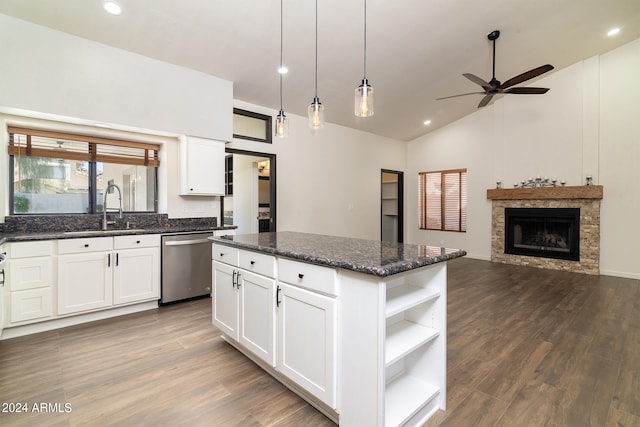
[419,169,467,232]
[233,108,272,143]
[8,127,159,214]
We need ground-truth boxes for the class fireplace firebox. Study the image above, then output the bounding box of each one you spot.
[504,208,580,261]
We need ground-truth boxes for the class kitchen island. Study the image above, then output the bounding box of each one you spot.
[210,231,466,427]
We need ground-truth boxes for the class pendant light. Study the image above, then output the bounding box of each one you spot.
[275,0,289,138]
[308,0,325,130]
[355,0,374,117]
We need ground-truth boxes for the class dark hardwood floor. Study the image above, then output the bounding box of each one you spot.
[1,257,639,426]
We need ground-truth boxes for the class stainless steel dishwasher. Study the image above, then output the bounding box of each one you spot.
[160,232,212,304]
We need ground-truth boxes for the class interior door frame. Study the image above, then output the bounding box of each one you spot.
[381,169,404,243]
[223,148,277,232]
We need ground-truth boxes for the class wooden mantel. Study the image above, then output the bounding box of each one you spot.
[486,185,603,200]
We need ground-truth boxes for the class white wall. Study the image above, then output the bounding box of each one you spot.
[0,14,231,220]
[0,14,232,141]
[0,14,405,238]
[230,101,406,241]
[407,38,640,279]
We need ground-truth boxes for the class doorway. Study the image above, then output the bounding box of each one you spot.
[222,149,276,234]
[381,169,403,243]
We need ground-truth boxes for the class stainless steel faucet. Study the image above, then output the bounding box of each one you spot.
[102,183,123,230]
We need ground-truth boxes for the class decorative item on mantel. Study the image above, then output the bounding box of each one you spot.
[510,176,565,188]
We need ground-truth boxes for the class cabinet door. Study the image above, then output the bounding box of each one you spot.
[212,261,238,338]
[113,247,160,305]
[180,136,225,196]
[58,252,113,314]
[238,270,275,366]
[277,282,337,408]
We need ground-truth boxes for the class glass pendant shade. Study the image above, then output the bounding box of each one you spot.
[308,96,325,130]
[275,110,289,138]
[355,78,374,117]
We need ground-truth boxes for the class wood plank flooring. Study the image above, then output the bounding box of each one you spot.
[1,257,639,426]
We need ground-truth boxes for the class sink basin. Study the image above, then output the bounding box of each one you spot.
[62,229,146,236]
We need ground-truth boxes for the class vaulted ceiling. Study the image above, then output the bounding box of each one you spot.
[1,0,639,141]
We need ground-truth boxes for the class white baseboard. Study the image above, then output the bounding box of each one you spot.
[1,301,158,340]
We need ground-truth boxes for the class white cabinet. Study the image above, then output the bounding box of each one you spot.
[276,281,337,408]
[212,248,338,409]
[238,269,275,364]
[212,261,239,338]
[179,136,226,196]
[6,240,54,323]
[58,237,113,315]
[276,258,337,408]
[212,246,276,366]
[58,235,160,315]
[113,235,160,305]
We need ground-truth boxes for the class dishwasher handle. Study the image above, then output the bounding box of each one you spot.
[164,238,211,246]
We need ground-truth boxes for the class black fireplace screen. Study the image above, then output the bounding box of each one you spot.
[504,208,580,261]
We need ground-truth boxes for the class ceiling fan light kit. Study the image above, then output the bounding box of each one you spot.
[437,29,554,108]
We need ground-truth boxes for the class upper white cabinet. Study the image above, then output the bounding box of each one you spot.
[179,136,226,196]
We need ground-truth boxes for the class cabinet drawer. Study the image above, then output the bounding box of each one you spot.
[58,237,113,254]
[213,244,239,266]
[278,258,337,296]
[8,257,53,291]
[9,240,54,258]
[10,288,53,323]
[114,234,160,250]
[239,250,276,278]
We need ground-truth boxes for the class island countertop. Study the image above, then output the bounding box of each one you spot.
[211,231,466,277]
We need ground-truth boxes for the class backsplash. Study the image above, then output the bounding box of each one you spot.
[3,214,217,233]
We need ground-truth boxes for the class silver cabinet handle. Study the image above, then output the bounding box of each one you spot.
[236,272,242,288]
[165,238,210,246]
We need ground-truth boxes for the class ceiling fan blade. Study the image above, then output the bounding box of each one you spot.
[504,87,550,94]
[436,92,485,100]
[463,73,491,90]
[478,94,494,108]
[500,64,554,90]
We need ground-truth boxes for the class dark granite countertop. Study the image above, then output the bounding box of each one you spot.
[0,214,236,245]
[0,225,236,245]
[211,231,466,277]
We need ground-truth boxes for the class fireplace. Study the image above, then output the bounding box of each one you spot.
[504,208,580,261]
[488,185,602,274]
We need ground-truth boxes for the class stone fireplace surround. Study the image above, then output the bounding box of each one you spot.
[487,186,603,275]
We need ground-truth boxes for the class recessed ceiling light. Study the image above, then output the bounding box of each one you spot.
[103,0,122,15]
[278,66,288,74]
[607,28,620,36]
[423,120,432,126]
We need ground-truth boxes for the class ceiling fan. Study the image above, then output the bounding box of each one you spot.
[437,30,554,108]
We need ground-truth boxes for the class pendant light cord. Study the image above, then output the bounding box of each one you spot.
[363,0,367,79]
[279,0,284,110]
[314,0,318,97]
